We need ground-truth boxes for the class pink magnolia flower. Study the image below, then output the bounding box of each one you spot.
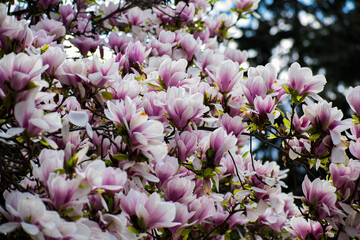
[346,86,360,116]
[32,149,64,185]
[179,34,202,61]
[123,7,151,26]
[158,58,188,89]
[241,75,268,106]
[286,62,326,97]
[174,2,195,24]
[350,138,360,159]
[248,63,276,92]
[32,29,56,47]
[85,160,127,192]
[42,46,66,75]
[175,130,198,162]
[109,78,141,100]
[70,35,102,56]
[187,196,215,225]
[105,97,137,125]
[155,156,179,186]
[14,98,62,137]
[32,18,66,40]
[234,0,260,12]
[47,173,91,211]
[0,190,69,239]
[220,113,248,146]
[207,59,243,93]
[330,161,360,200]
[207,128,237,166]
[85,56,120,87]
[303,100,352,146]
[120,189,178,232]
[165,87,209,129]
[108,32,132,54]
[141,91,167,122]
[126,111,167,162]
[253,95,277,123]
[59,4,76,27]
[168,202,195,235]
[125,41,151,64]
[0,53,48,92]
[164,177,195,203]
[288,217,323,240]
[0,7,33,52]
[225,48,247,65]
[56,59,87,86]
[197,49,224,72]
[302,175,337,218]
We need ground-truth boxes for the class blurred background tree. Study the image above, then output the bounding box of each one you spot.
[235,0,360,195]
[236,0,360,117]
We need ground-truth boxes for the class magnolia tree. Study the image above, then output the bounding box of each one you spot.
[0,0,359,239]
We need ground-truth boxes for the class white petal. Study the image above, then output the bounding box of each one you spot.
[21,222,39,235]
[69,111,88,127]
[0,222,20,233]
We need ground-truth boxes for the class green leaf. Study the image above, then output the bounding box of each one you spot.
[101,91,113,100]
[203,168,214,178]
[54,168,66,175]
[111,154,129,161]
[283,118,291,128]
[309,133,321,141]
[62,208,74,215]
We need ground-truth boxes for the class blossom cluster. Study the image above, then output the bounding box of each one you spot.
[0,0,360,239]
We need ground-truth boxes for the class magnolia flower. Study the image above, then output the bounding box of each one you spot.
[175,130,198,162]
[126,111,167,162]
[253,95,277,124]
[42,46,66,75]
[154,156,179,185]
[59,4,76,27]
[108,32,132,54]
[330,161,360,200]
[241,75,268,105]
[0,52,48,92]
[346,86,360,116]
[225,47,247,65]
[125,41,151,64]
[158,58,188,89]
[220,113,248,146]
[70,35,102,56]
[105,97,137,125]
[179,34,201,61]
[32,149,65,185]
[85,160,127,192]
[123,7,150,26]
[14,98,62,137]
[165,87,209,129]
[288,217,323,240]
[302,175,337,218]
[286,62,326,97]
[207,127,237,166]
[207,59,243,93]
[164,177,195,203]
[0,190,67,239]
[32,18,66,40]
[234,0,260,12]
[121,189,178,232]
[303,100,351,146]
[85,56,120,87]
[47,173,91,211]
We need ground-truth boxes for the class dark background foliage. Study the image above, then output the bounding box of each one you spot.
[236,0,360,117]
[235,0,360,195]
